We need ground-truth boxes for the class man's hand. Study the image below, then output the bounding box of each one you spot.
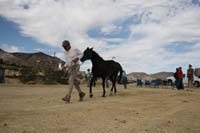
[62,65,69,71]
[72,58,79,63]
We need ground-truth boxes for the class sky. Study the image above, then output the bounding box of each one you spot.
[0,0,200,74]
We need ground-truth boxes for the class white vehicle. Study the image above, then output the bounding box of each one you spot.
[166,68,200,87]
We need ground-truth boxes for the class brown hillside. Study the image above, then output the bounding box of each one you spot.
[0,48,64,71]
[128,72,152,81]
[150,72,174,80]
[0,48,24,65]
[128,72,173,81]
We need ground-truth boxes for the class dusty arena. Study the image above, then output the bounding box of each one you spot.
[0,84,200,133]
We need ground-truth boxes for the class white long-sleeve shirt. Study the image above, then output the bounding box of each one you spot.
[64,48,83,67]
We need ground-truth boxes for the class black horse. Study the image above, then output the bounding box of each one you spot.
[80,47,123,97]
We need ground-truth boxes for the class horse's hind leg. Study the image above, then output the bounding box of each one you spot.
[113,75,117,95]
[109,77,114,96]
[113,82,117,95]
[109,85,114,96]
[102,78,106,97]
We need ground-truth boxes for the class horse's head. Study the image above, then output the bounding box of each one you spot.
[80,47,93,62]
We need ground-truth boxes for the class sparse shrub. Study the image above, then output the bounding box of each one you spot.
[20,67,37,83]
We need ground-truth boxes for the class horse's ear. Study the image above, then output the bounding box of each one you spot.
[91,47,94,50]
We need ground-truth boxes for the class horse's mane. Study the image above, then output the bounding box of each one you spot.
[92,50,104,62]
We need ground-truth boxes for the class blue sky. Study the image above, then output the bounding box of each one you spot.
[0,0,200,74]
[0,17,59,55]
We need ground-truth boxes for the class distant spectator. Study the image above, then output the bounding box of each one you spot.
[85,69,92,87]
[187,64,194,88]
[105,78,109,88]
[177,67,184,90]
[174,68,179,89]
[0,67,5,84]
[122,70,128,89]
[0,59,5,84]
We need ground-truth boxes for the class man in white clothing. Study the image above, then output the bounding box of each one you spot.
[62,40,85,103]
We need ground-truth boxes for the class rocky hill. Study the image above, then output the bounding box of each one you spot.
[150,72,174,80]
[128,71,173,81]
[0,48,24,65]
[128,72,153,81]
[0,48,64,71]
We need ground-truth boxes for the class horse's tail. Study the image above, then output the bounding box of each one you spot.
[117,63,123,84]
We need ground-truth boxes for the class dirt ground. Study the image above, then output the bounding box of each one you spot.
[0,84,200,133]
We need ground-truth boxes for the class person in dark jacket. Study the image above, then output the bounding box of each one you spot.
[177,67,184,90]
[174,68,179,89]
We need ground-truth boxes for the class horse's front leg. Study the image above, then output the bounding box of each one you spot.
[89,77,94,98]
[102,78,106,97]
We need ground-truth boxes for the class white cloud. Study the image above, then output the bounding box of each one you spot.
[34,48,44,52]
[101,24,122,35]
[0,0,127,48]
[55,51,65,60]
[0,44,22,52]
[0,0,200,73]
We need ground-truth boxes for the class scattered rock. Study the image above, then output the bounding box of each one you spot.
[182,100,189,103]
[3,123,7,127]
[120,120,127,123]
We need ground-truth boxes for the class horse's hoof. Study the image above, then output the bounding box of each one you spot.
[109,93,113,96]
[89,94,93,98]
[102,95,106,97]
